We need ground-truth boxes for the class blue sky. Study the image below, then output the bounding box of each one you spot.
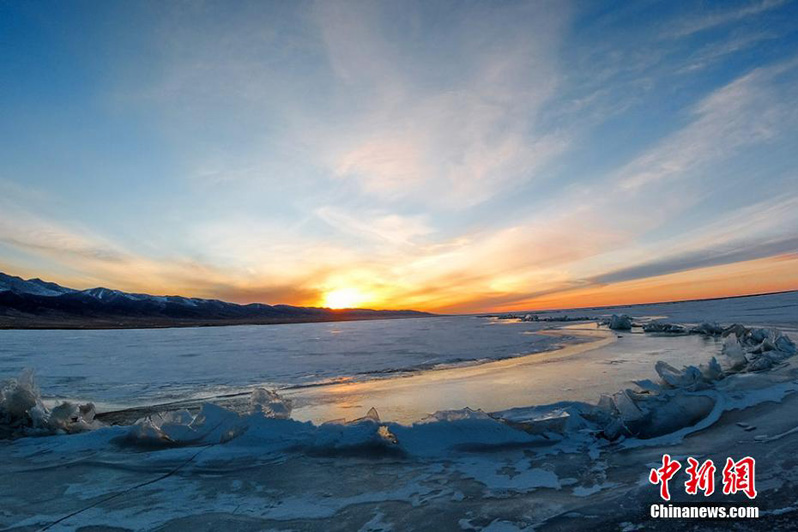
[1,0,797,311]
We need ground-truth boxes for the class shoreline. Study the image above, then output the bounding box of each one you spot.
[0,312,440,331]
[478,288,798,317]
[95,325,615,426]
[286,325,617,423]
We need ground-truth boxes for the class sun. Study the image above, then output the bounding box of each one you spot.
[321,287,370,309]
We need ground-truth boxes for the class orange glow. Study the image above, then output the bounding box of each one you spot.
[486,254,798,314]
[321,287,371,309]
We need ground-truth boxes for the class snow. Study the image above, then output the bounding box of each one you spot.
[0,272,75,297]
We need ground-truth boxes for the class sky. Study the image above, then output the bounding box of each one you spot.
[1,0,798,313]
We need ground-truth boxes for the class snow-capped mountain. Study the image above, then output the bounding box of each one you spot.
[0,272,76,297]
[0,271,429,328]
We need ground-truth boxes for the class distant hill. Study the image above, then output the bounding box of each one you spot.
[0,272,432,329]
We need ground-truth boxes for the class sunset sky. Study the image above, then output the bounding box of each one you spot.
[1,0,798,313]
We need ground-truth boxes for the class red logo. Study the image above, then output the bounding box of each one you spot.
[649,455,756,500]
[722,457,757,499]
[684,457,716,496]
[649,454,681,501]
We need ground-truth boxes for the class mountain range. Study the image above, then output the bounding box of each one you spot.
[0,272,430,329]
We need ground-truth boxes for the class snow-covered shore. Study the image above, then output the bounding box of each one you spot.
[2,315,798,530]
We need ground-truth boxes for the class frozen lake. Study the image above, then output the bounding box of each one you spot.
[286,324,724,423]
[0,316,587,410]
[0,291,794,420]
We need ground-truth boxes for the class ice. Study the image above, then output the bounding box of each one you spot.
[250,387,293,418]
[535,291,798,327]
[642,322,687,334]
[721,334,748,370]
[418,407,492,423]
[719,326,796,372]
[654,361,708,390]
[495,327,796,443]
[632,378,661,393]
[636,393,717,439]
[3,298,798,530]
[607,314,633,330]
[0,369,38,420]
[497,403,592,436]
[313,411,401,454]
[120,391,291,447]
[394,409,542,456]
[5,326,794,458]
[700,356,724,381]
[689,322,724,335]
[0,370,100,438]
[0,316,583,408]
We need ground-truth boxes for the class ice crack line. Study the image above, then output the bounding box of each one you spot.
[36,417,232,532]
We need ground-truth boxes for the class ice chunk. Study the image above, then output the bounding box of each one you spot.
[313,415,401,453]
[637,393,716,439]
[79,403,96,423]
[250,388,292,419]
[0,370,102,438]
[655,361,707,390]
[158,410,198,442]
[721,335,747,371]
[634,379,661,393]
[690,322,724,336]
[352,406,381,423]
[190,403,246,443]
[643,323,687,334]
[419,407,493,423]
[723,323,748,338]
[47,402,80,432]
[122,403,247,447]
[377,425,398,444]
[0,368,39,420]
[747,356,774,372]
[716,328,796,373]
[611,390,645,424]
[775,334,797,355]
[699,357,724,381]
[125,417,173,445]
[496,403,592,436]
[608,314,633,330]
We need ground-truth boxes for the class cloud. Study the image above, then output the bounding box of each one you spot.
[677,31,779,73]
[315,0,571,207]
[617,61,797,191]
[315,207,433,247]
[0,206,127,264]
[3,1,798,313]
[665,0,789,39]
[591,235,798,285]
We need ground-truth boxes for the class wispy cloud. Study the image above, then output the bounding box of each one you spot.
[617,61,796,191]
[677,31,779,73]
[315,207,433,247]
[314,0,570,207]
[665,0,790,39]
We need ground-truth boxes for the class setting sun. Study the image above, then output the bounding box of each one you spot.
[321,287,370,309]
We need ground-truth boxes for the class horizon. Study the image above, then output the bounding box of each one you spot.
[2,1,798,313]
[3,268,796,315]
